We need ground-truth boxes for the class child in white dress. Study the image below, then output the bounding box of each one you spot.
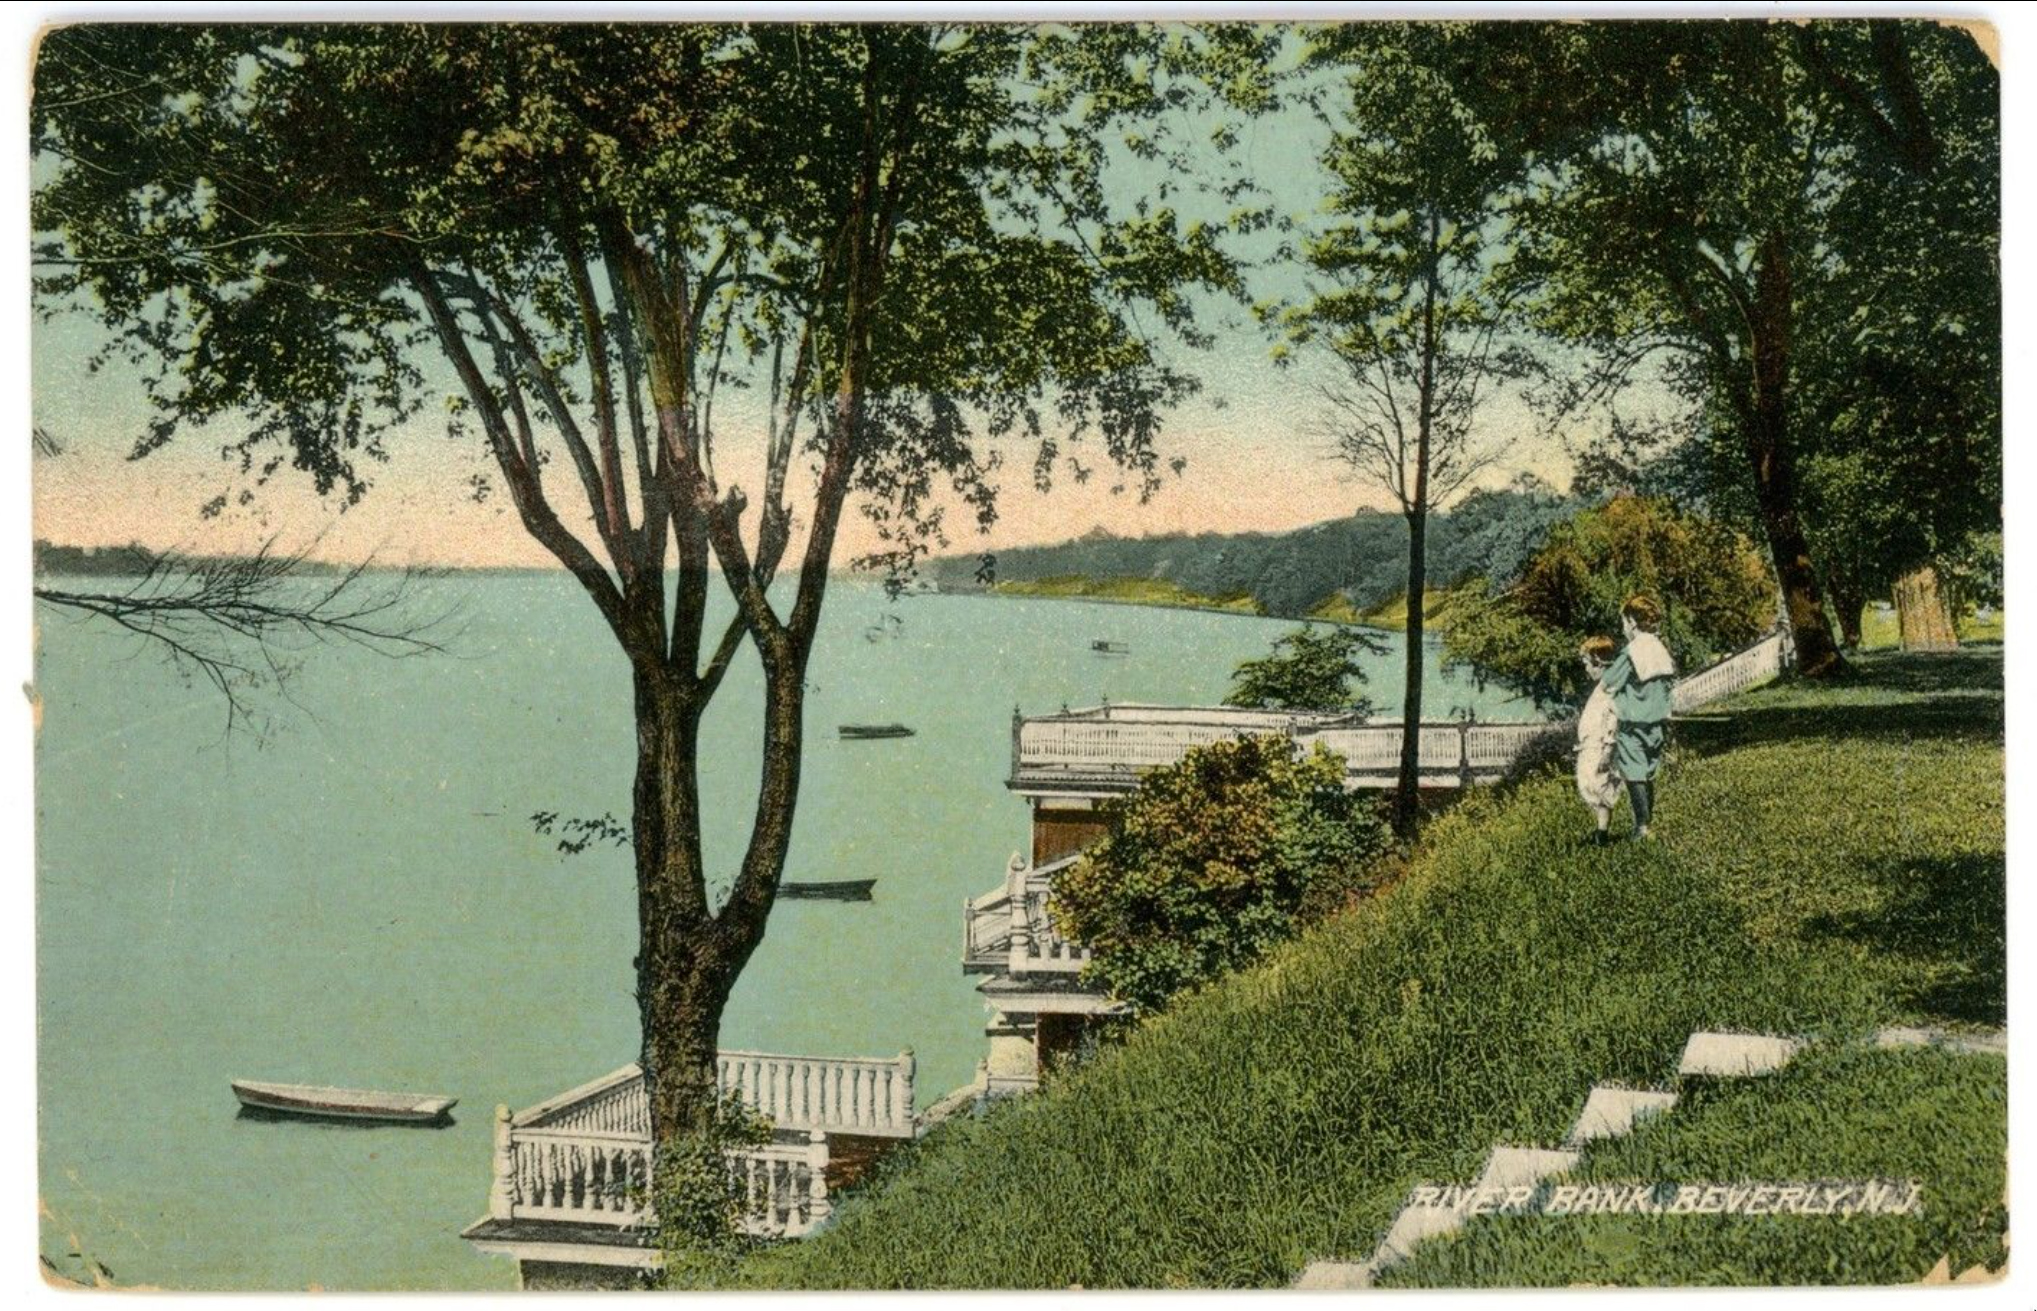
[1574,635,1620,845]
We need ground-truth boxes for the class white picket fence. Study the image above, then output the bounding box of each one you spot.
[1670,630,1791,714]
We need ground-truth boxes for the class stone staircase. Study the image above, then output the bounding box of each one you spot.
[1295,1026,2004,1290]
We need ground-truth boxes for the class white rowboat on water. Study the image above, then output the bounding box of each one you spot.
[231,1079,457,1123]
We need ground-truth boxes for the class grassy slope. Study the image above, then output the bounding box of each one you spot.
[989,575,1263,615]
[739,651,2003,1290]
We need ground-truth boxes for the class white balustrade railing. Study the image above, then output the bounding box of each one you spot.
[1016,717,1273,773]
[718,1049,916,1138]
[966,853,1091,976]
[502,1125,652,1226]
[732,1135,833,1238]
[490,1110,831,1238]
[517,1049,917,1142]
[1047,703,1354,730]
[1467,722,1559,769]
[1672,631,1789,713]
[964,880,1014,962]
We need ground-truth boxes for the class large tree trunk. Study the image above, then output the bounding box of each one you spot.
[1394,510,1427,836]
[1893,563,1960,652]
[1745,233,1847,678]
[630,654,810,1152]
[632,668,727,1145]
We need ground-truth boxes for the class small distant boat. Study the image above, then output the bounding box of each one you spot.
[1092,639,1130,655]
[232,1079,457,1124]
[781,878,877,901]
[839,723,914,740]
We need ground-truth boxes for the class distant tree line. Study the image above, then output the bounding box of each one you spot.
[34,540,355,577]
[923,480,1582,621]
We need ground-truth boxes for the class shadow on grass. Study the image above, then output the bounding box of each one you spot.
[1672,650,2002,758]
[1846,648,2004,697]
[1799,852,2006,1028]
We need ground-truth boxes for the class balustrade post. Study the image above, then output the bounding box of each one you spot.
[893,1049,915,1129]
[490,1104,515,1219]
[806,1130,831,1229]
[1007,853,1032,974]
[1458,721,1473,789]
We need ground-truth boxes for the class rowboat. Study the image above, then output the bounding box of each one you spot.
[839,723,914,740]
[231,1079,457,1124]
[781,878,877,901]
[1091,639,1130,655]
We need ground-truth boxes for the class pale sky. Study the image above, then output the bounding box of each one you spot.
[30,18,1598,571]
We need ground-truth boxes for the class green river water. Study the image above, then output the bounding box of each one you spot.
[35,577,1532,1290]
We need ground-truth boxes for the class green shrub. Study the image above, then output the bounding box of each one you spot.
[1223,624,1384,713]
[1443,494,1774,708]
[1049,735,1390,1013]
[650,1092,776,1289]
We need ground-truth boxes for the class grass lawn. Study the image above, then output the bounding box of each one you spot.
[990,574,1263,615]
[736,649,2003,1290]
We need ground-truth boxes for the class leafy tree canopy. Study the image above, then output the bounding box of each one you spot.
[1442,494,1774,708]
[31,19,1281,1153]
[1222,623,1383,714]
[1488,20,1997,674]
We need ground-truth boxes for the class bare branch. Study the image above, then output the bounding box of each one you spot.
[35,538,460,739]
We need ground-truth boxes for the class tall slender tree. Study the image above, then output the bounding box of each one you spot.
[1276,23,1532,833]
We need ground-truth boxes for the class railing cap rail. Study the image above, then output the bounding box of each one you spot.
[513,1063,643,1127]
[716,1047,914,1069]
[512,1125,650,1145]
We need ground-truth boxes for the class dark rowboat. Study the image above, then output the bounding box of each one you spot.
[839,723,914,740]
[1091,640,1130,655]
[781,878,877,902]
[231,1079,457,1124]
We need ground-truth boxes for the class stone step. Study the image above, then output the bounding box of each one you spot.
[1373,1202,1464,1268]
[1566,1084,1679,1147]
[1874,1026,2006,1057]
[1677,1031,1801,1078]
[1293,1258,1375,1290]
[1475,1144,1581,1192]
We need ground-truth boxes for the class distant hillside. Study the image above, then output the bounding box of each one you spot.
[922,485,1580,621]
[33,540,361,577]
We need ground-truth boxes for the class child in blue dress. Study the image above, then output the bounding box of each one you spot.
[1599,595,1677,839]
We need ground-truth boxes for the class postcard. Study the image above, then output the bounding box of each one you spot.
[28,13,2005,1294]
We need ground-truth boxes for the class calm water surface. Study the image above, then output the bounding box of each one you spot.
[35,577,1532,1290]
